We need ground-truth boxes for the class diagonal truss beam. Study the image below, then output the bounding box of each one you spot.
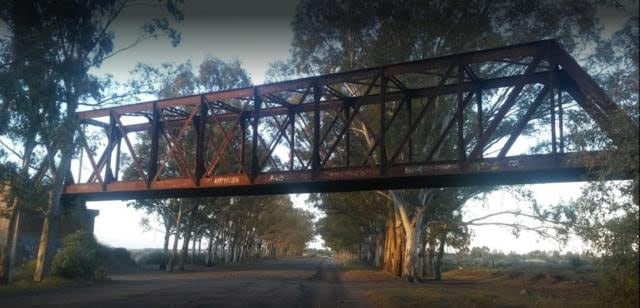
[65,40,634,201]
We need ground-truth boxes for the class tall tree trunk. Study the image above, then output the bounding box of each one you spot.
[159,222,171,270]
[395,192,427,282]
[382,218,393,272]
[214,233,221,264]
[191,233,196,264]
[393,215,404,276]
[374,232,384,268]
[8,209,21,279]
[1,140,34,284]
[33,141,74,282]
[197,237,202,260]
[0,198,19,284]
[206,234,214,267]
[434,231,447,281]
[179,233,189,270]
[383,206,403,275]
[168,203,183,272]
[401,225,416,281]
[418,231,427,278]
[426,238,435,278]
[179,206,196,271]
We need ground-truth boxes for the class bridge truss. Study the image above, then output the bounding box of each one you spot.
[64,40,633,201]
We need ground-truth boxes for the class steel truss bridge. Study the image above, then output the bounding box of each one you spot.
[63,40,635,201]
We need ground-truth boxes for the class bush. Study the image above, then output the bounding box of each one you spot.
[568,255,584,271]
[51,231,105,279]
[133,249,165,266]
[12,259,37,282]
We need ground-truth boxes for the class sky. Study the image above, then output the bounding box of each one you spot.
[79,0,634,254]
[92,0,299,86]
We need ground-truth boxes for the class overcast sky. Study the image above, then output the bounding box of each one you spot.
[84,0,635,254]
[91,0,299,86]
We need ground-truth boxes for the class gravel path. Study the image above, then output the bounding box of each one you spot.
[0,257,360,308]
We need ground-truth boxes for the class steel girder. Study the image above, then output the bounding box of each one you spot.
[63,40,636,201]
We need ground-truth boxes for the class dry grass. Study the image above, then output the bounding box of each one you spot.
[0,276,91,296]
[340,267,600,307]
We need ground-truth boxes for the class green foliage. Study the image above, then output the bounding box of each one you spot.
[0,0,184,282]
[560,11,638,305]
[312,191,387,255]
[11,259,37,282]
[51,231,106,280]
[287,0,638,286]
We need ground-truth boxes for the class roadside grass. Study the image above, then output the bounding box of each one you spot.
[0,276,93,296]
[372,284,599,308]
[343,266,600,307]
[339,260,377,272]
[0,257,102,296]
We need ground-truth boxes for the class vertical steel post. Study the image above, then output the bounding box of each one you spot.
[77,125,84,183]
[312,80,321,174]
[380,71,388,174]
[345,106,350,167]
[457,61,465,161]
[104,112,116,189]
[195,96,208,184]
[550,73,557,154]
[289,107,295,171]
[251,88,261,181]
[147,101,160,187]
[558,88,564,153]
[476,88,483,159]
[406,97,413,163]
[114,137,121,182]
[240,113,247,173]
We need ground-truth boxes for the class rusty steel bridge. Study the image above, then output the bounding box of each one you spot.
[63,40,635,201]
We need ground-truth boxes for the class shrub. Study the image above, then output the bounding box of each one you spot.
[12,259,37,282]
[133,249,165,266]
[51,231,105,279]
[567,255,584,271]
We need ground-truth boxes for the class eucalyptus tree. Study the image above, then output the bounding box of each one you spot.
[0,13,53,282]
[311,191,388,266]
[0,0,183,283]
[124,57,251,270]
[135,198,176,270]
[562,14,639,306]
[123,58,312,265]
[288,0,614,281]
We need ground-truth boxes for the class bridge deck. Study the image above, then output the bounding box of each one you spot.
[65,152,614,201]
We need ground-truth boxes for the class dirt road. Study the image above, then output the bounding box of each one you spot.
[0,257,359,308]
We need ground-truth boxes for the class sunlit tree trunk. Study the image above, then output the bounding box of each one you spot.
[393,192,427,282]
[383,206,402,274]
[392,212,404,276]
[406,217,427,282]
